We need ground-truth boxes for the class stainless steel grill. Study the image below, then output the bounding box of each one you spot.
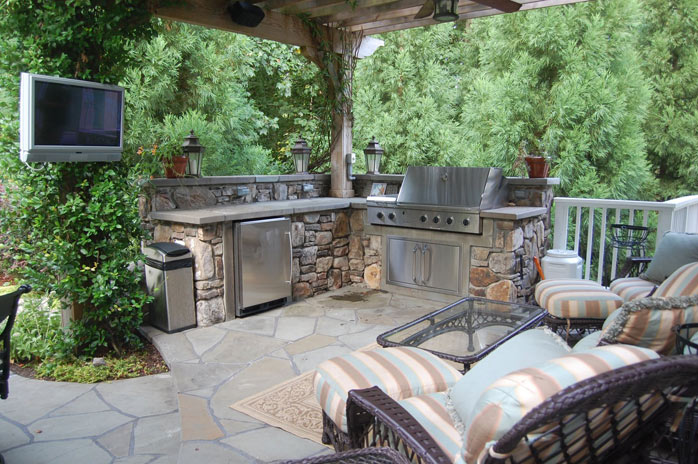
[367,166,507,234]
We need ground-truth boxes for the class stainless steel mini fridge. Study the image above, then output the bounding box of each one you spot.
[234,217,292,317]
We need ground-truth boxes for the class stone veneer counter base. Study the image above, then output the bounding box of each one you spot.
[150,197,367,225]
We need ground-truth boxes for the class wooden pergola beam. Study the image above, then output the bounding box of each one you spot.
[471,0,521,13]
[155,0,321,48]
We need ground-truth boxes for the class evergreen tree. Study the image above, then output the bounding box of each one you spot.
[353,25,468,173]
[638,0,698,198]
[456,0,655,199]
[123,22,279,176]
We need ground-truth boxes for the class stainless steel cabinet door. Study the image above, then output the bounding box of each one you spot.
[235,218,291,311]
[387,236,461,294]
[419,242,461,292]
[387,237,423,287]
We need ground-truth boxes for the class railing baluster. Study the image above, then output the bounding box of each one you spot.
[597,208,608,284]
[610,208,621,281]
[585,208,595,280]
[553,202,570,250]
[574,206,582,254]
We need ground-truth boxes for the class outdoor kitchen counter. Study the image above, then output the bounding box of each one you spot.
[149,197,367,225]
[480,206,547,220]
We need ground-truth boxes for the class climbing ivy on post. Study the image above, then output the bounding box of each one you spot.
[0,0,158,357]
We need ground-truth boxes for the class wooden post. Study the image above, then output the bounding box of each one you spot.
[328,59,355,199]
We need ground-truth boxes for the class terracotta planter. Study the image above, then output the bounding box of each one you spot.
[164,155,188,178]
[524,156,550,178]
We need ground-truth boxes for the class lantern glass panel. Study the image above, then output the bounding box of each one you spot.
[433,0,458,21]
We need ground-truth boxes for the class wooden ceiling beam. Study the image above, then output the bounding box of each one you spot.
[154,0,322,48]
[348,2,489,32]
[316,0,425,26]
[470,0,521,13]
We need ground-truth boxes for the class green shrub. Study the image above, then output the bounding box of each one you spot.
[35,352,167,383]
[10,293,69,362]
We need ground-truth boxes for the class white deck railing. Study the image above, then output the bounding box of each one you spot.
[551,195,698,284]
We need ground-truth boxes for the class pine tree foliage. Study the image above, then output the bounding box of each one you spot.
[455,1,655,199]
[353,25,468,173]
[638,0,698,198]
[122,22,279,176]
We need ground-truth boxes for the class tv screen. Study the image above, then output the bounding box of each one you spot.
[20,73,124,162]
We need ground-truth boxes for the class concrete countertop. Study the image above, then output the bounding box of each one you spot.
[150,197,367,225]
[481,206,547,220]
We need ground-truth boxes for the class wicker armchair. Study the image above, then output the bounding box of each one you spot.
[345,355,698,464]
[0,284,30,399]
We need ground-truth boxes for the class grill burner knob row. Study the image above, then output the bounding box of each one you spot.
[446,217,454,225]
[376,212,384,219]
[388,212,396,220]
[433,216,440,224]
[463,218,470,226]
[420,215,427,223]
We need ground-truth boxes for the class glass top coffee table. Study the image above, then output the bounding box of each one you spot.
[377,297,546,372]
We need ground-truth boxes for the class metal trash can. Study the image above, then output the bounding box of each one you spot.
[144,242,197,333]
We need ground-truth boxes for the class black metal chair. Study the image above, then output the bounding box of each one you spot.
[0,285,31,399]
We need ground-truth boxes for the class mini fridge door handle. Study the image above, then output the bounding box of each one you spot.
[285,231,293,284]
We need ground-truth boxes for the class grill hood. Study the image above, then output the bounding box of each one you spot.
[396,166,508,210]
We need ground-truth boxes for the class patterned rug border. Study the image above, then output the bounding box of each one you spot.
[230,343,379,444]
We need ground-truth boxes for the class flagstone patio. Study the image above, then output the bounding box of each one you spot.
[0,285,451,463]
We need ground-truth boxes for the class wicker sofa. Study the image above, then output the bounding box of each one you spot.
[344,355,698,464]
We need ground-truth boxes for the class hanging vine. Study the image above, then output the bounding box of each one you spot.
[300,19,363,172]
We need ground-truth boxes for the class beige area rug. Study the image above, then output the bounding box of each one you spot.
[231,343,379,444]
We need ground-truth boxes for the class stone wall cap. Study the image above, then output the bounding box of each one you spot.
[505,177,560,186]
[148,176,256,187]
[149,197,353,225]
[354,173,405,182]
[278,174,315,182]
[255,175,280,183]
[481,206,547,220]
[349,198,367,209]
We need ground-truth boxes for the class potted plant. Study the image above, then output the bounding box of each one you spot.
[516,140,551,178]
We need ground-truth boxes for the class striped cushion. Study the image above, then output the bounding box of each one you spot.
[535,279,624,319]
[314,347,462,433]
[609,277,656,301]
[654,262,698,298]
[398,392,464,464]
[463,344,659,463]
[600,295,698,355]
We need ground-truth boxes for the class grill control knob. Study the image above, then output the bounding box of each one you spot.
[446,217,454,225]
[462,218,471,226]
[433,216,440,224]
[376,212,384,219]
[420,215,428,223]
[388,212,396,220]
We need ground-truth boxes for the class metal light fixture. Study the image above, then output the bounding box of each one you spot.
[291,136,311,174]
[182,130,205,177]
[433,0,458,22]
[364,136,384,174]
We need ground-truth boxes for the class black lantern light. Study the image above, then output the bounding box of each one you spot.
[182,130,205,177]
[433,0,458,22]
[363,136,384,174]
[291,136,311,174]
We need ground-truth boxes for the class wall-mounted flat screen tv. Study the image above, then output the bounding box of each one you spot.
[19,72,124,162]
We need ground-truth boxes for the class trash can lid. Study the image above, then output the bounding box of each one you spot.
[545,249,580,258]
[146,242,190,257]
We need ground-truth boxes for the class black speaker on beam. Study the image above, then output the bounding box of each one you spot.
[227,1,265,27]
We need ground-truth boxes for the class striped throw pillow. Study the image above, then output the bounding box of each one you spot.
[535,279,624,319]
[654,262,698,298]
[314,347,462,433]
[399,392,465,464]
[600,295,698,355]
[463,344,659,463]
